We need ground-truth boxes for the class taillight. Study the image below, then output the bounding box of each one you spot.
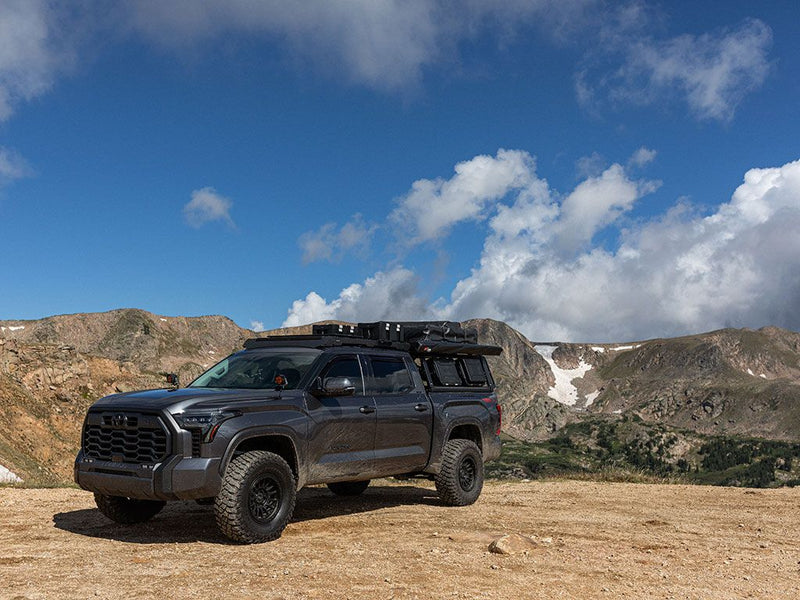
[496,404,502,435]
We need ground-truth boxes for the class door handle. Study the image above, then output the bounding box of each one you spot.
[359,405,376,414]
[414,403,429,412]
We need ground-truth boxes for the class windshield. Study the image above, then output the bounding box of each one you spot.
[189,348,321,390]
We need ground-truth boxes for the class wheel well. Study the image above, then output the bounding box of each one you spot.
[231,435,299,478]
[448,424,482,452]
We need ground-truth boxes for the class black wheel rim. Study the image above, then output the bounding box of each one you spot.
[248,475,282,524]
[458,456,477,492]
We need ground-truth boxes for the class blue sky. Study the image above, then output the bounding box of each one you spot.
[1,1,799,342]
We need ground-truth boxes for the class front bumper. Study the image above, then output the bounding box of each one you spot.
[74,451,223,501]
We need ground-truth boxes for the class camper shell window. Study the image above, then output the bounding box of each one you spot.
[421,356,492,390]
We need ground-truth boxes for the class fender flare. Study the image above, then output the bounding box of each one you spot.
[443,417,485,449]
[220,426,305,487]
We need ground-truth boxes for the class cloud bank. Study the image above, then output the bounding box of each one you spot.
[284,152,800,342]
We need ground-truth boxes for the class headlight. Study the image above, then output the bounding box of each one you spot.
[172,410,241,443]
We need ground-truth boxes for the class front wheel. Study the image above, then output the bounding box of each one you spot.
[327,480,370,496]
[94,494,165,524]
[214,451,296,543]
[435,439,484,506]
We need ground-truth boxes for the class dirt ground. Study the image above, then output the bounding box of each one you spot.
[1,480,798,600]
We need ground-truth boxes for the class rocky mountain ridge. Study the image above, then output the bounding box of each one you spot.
[1,309,799,485]
[470,319,800,442]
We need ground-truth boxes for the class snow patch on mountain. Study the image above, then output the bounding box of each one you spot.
[0,464,22,484]
[535,345,593,407]
[591,344,641,353]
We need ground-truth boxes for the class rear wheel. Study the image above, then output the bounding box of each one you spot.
[94,494,165,524]
[435,439,484,506]
[327,480,370,496]
[214,451,296,543]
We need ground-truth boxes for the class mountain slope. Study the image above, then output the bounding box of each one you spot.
[466,319,800,443]
[595,327,800,440]
[0,310,254,483]
[1,310,799,485]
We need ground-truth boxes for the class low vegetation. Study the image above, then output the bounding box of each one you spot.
[487,415,800,488]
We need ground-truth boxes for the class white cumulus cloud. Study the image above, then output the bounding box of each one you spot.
[283,268,432,327]
[250,320,265,333]
[442,157,800,341]
[285,151,800,342]
[389,149,536,245]
[183,187,235,228]
[554,163,661,254]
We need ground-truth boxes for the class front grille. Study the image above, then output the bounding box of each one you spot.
[83,412,169,464]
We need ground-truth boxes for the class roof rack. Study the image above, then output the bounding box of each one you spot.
[243,321,502,356]
[243,335,410,352]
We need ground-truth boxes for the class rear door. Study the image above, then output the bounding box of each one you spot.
[305,354,377,482]
[367,354,433,476]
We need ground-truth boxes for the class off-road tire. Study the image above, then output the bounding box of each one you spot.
[435,439,484,506]
[327,480,370,496]
[214,450,296,543]
[94,493,166,524]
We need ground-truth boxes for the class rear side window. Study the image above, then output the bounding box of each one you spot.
[370,357,414,394]
[431,358,462,386]
[461,357,488,385]
[425,356,491,388]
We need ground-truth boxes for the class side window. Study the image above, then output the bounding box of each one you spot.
[370,357,414,394]
[461,357,488,385]
[429,357,464,386]
[424,356,491,388]
[321,357,364,395]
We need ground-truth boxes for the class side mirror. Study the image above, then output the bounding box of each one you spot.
[165,373,179,389]
[313,376,356,397]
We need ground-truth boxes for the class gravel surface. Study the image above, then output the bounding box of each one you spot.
[1,480,799,599]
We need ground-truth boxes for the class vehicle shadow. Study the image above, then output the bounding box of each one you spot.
[52,483,440,545]
[292,483,440,523]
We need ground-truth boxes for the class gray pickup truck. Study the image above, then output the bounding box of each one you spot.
[74,321,502,543]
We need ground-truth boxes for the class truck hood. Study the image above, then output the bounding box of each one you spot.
[89,387,284,414]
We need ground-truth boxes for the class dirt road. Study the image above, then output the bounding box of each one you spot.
[1,480,798,599]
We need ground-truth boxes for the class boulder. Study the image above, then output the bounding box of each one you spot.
[488,533,538,555]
